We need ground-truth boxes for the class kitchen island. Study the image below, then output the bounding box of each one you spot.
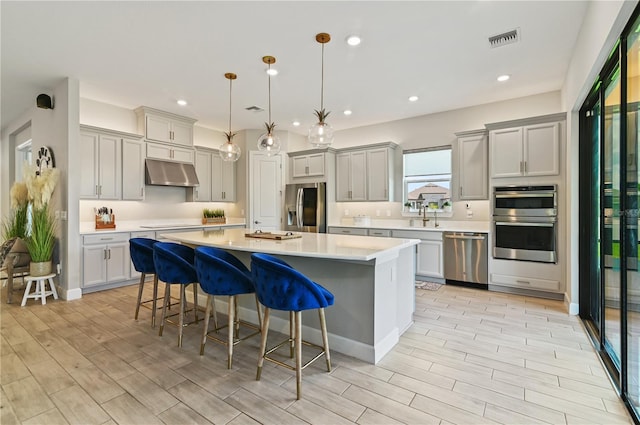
[163,228,420,364]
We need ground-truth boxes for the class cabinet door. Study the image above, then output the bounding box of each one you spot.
[122,139,145,201]
[523,122,560,176]
[366,148,389,201]
[306,154,325,177]
[490,127,523,178]
[106,243,129,282]
[146,142,173,160]
[171,121,193,146]
[82,245,107,287]
[416,240,443,278]
[211,156,236,202]
[350,151,367,201]
[145,114,171,143]
[458,133,488,200]
[171,146,195,163]
[79,132,99,199]
[336,153,351,201]
[97,134,121,200]
[292,156,309,178]
[194,151,212,202]
[221,160,236,201]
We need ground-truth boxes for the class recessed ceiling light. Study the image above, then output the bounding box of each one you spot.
[408,95,419,102]
[346,35,361,46]
[177,99,187,106]
[343,110,352,116]
[497,74,510,82]
[266,68,278,76]
[292,121,300,127]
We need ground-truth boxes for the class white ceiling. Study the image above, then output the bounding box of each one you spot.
[1,1,588,135]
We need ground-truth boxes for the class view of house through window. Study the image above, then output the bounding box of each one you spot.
[403,147,451,212]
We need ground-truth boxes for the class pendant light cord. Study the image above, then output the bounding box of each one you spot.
[228,77,232,135]
[320,42,325,111]
[268,64,272,124]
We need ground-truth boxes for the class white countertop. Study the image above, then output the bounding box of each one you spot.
[79,218,246,235]
[330,219,490,233]
[162,228,420,262]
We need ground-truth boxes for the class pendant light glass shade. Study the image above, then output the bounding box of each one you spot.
[257,56,281,156]
[257,132,281,154]
[219,73,241,162]
[309,33,334,147]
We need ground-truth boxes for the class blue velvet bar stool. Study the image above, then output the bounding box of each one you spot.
[153,242,200,347]
[129,238,162,327]
[194,246,262,369]
[250,253,334,400]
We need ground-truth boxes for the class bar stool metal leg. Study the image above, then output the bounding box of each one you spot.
[134,272,147,321]
[295,311,302,400]
[319,308,331,371]
[159,284,170,337]
[256,307,271,380]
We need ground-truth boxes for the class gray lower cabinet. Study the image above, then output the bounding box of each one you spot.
[392,230,443,279]
[82,233,131,289]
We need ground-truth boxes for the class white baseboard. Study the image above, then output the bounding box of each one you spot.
[564,293,579,315]
[63,287,82,301]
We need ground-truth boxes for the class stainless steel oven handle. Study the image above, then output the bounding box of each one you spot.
[495,221,554,227]
[494,193,554,198]
[296,188,303,228]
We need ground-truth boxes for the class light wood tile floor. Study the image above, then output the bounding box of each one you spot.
[1,282,633,424]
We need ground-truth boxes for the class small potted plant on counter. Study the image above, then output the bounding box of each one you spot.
[404,201,412,213]
[202,208,226,225]
[442,200,452,212]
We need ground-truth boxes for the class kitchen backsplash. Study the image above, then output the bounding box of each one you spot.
[332,200,490,222]
[79,186,242,222]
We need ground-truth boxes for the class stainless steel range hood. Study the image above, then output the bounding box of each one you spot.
[145,159,199,187]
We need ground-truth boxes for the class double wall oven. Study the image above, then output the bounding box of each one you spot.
[492,185,558,263]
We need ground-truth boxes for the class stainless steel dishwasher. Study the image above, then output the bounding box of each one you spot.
[443,232,488,286]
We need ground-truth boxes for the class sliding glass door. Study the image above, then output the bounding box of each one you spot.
[580,6,639,423]
[626,14,640,417]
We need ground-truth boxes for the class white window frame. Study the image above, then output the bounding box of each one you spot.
[403,147,453,217]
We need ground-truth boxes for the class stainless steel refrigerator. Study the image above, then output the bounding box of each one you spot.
[284,182,326,233]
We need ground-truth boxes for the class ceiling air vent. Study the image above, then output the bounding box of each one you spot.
[488,29,520,48]
[245,105,263,112]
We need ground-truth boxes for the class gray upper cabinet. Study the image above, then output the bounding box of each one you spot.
[487,114,563,179]
[336,142,400,202]
[456,130,488,200]
[135,106,196,147]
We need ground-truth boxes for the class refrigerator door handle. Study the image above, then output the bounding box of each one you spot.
[296,188,303,228]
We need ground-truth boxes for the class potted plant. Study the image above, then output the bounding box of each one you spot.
[24,165,60,276]
[202,208,226,224]
[404,201,412,213]
[1,181,31,272]
[442,200,452,212]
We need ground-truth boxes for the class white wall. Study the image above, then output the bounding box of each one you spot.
[1,78,81,300]
[560,0,637,314]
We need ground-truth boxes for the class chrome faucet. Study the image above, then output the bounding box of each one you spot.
[422,204,429,227]
[433,210,439,228]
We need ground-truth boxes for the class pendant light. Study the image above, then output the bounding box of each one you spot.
[219,72,241,162]
[257,56,281,155]
[308,32,334,147]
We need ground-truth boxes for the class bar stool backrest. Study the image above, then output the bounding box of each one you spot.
[153,242,197,284]
[250,253,334,312]
[195,247,254,295]
[129,238,157,274]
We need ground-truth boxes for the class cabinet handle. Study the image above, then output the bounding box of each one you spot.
[523,161,527,173]
[107,249,111,260]
[140,187,144,197]
[95,185,98,195]
[99,185,102,196]
[100,237,113,241]
[516,280,530,285]
[223,191,225,199]
[460,186,463,197]
[305,165,309,175]
[103,249,107,260]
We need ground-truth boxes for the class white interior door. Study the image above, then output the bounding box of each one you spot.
[249,152,282,231]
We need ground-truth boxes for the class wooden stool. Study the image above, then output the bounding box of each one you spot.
[21,273,58,306]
